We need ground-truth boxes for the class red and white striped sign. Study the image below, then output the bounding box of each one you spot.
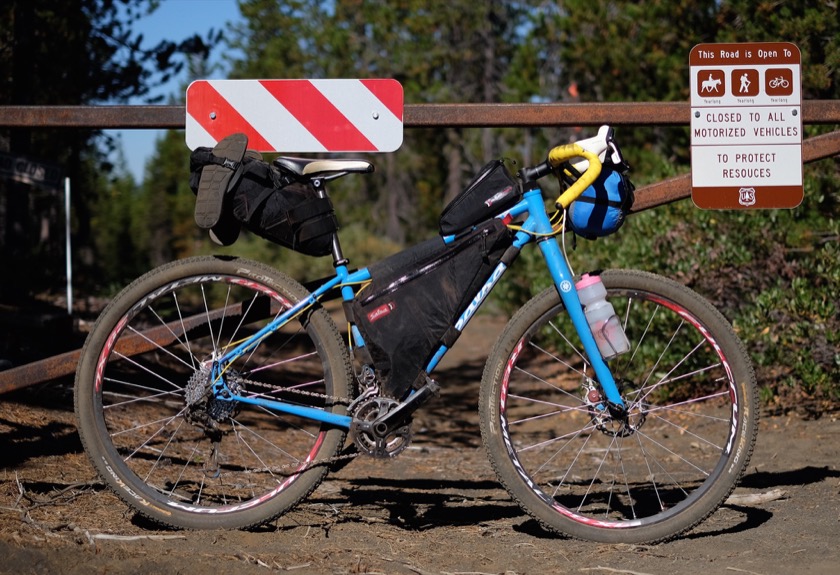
[185,79,403,153]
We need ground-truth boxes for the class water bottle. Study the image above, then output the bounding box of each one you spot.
[575,274,630,359]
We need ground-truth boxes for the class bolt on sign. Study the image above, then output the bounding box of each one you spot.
[186,79,403,153]
[690,42,802,209]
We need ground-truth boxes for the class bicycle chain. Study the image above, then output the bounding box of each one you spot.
[200,364,394,471]
[224,374,362,472]
[237,375,354,405]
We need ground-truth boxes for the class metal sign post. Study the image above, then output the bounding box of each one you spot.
[690,42,803,209]
[64,177,72,315]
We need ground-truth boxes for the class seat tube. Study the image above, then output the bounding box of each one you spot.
[525,191,624,407]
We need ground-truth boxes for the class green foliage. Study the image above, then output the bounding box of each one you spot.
[717,0,840,99]
[124,0,840,413]
[494,0,840,413]
[551,158,840,412]
[139,131,200,267]
[227,0,538,244]
[194,221,404,283]
[89,165,146,284]
[739,234,840,411]
[0,1,221,300]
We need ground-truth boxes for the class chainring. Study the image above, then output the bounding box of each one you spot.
[351,397,412,458]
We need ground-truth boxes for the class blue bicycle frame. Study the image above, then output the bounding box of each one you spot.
[212,182,625,428]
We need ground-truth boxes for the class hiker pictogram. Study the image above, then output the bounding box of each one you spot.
[733,69,760,97]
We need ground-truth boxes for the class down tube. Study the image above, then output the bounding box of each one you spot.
[424,260,509,373]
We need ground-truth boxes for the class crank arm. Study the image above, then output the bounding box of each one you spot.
[365,378,441,437]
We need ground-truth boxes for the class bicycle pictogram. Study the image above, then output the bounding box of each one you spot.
[765,68,794,96]
[769,76,790,89]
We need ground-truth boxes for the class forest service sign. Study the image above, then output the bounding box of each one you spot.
[690,42,802,209]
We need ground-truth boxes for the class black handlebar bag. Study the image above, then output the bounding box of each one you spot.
[352,218,513,399]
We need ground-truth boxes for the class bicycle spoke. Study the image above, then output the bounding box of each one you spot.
[78,259,350,528]
[549,431,595,497]
[248,350,319,374]
[102,382,184,409]
[512,364,590,405]
[484,272,756,542]
[518,419,598,453]
[112,351,185,395]
[120,406,187,463]
[144,305,199,370]
[238,292,284,367]
[110,411,185,438]
[172,291,197,370]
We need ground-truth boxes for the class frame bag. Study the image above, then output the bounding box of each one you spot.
[353,218,513,398]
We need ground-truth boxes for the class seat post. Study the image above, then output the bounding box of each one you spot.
[312,178,349,267]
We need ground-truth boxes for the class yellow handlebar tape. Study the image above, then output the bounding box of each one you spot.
[548,143,603,209]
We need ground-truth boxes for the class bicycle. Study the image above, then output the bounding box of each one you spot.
[74,126,758,544]
[768,76,790,89]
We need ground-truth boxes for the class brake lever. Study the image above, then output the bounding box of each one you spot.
[606,136,630,173]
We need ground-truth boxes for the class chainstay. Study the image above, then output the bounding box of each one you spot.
[237,375,353,405]
[229,376,361,472]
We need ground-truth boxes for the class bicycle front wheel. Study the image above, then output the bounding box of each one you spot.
[479,269,758,543]
[74,256,352,530]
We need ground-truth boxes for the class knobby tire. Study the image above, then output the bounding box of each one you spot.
[74,256,352,530]
[479,269,758,543]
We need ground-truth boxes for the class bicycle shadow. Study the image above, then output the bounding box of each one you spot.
[411,357,489,450]
[274,463,840,540]
[0,417,81,468]
[258,474,528,535]
[2,360,836,542]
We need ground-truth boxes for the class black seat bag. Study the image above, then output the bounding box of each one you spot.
[189,148,338,256]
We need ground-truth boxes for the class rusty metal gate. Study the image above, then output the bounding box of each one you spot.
[1,100,838,392]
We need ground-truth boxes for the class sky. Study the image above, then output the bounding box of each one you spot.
[105,0,244,182]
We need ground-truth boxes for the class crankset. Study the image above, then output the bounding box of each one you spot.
[350,376,440,458]
[351,397,413,458]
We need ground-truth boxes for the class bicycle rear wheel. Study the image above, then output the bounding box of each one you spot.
[74,256,352,530]
[479,269,758,543]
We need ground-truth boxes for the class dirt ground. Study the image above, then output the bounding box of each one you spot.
[1,314,839,575]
